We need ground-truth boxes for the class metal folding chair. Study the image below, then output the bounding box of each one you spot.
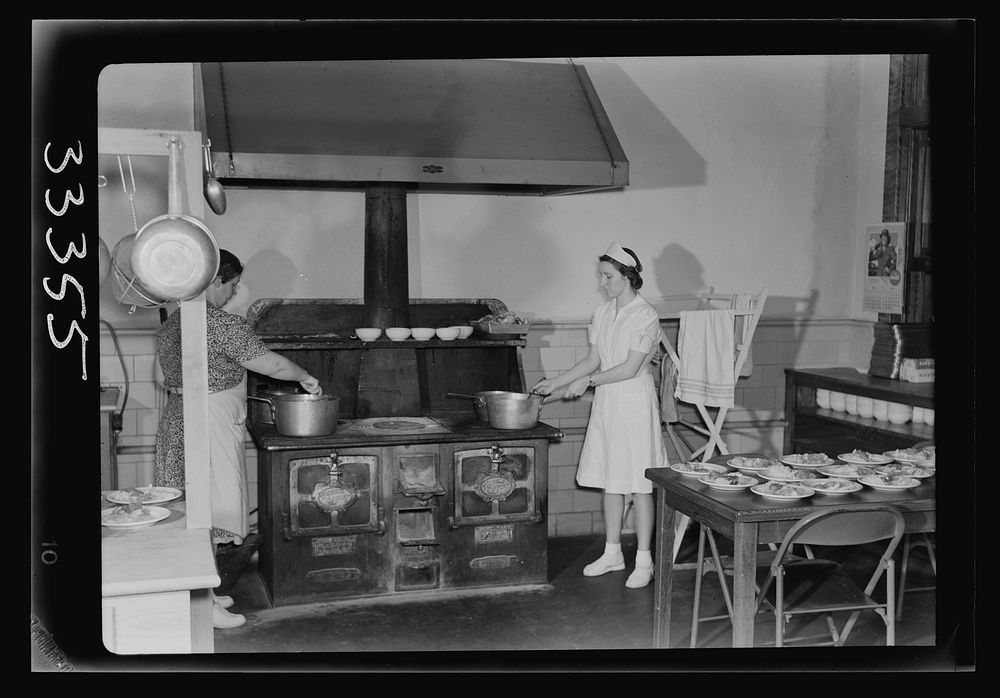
[753,503,906,647]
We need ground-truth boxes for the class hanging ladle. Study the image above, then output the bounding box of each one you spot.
[203,139,227,215]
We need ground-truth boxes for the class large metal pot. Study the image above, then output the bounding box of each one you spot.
[446,391,509,421]
[250,386,302,424]
[247,393,340,437]
[482,391,562,430]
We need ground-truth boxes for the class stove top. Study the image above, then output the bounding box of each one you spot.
[343,416,451,436]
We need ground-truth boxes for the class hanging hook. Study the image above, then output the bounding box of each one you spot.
[116,154,138,233]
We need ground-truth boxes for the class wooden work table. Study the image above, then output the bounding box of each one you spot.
[101,494,219,654]
[645,456,936,648]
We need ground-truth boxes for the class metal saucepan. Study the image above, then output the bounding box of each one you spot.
[130,138,220,302]
[446,391,510,421]
[247,393,340,437]
[482,390,564,430]
[250,385,302,425]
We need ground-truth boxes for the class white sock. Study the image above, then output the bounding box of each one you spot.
[604,542,623,558]
[635,549,652,568]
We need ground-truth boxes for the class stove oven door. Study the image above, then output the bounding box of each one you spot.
[288,452,384,536]
[450,442,541,527]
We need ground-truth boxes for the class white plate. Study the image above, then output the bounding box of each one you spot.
[800,478,863,495]
[697,473,758,491]
[726,455,778,471]
[106,487,182,505]
[817,464,877,480]
[671,462,729,477]
[859,475,921,491]
[751,483,815,501]
[883,448,935,464]
[760,467,814,482]
[101,505,171,530]
[873,463,936,479]
[780,454,836,468]
[837,451,894,465]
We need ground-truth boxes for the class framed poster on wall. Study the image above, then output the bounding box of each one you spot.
[862,222,906,314]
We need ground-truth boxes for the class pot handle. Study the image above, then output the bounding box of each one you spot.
[247,395,277,422]
[446,392,478,400]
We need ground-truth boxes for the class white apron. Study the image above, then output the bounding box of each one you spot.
[207,383,250,544]
[576,295,669,494]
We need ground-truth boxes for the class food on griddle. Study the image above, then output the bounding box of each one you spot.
[763,464,811,480]
[823,463,873,478]
[476,311,527,325]
[104,504,154,524]
[729,456,779,469]
[878,462,934,478]
[872,474,917,487]
[809,478,856,491]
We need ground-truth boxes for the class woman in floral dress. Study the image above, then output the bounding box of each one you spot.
[154,249,320,627]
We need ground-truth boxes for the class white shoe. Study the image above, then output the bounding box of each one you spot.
[213,593,235,609]
[583,554,626,577]
[625,564,654,589]
[213,603,246,629]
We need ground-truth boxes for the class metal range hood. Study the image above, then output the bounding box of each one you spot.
[196,59,628,195]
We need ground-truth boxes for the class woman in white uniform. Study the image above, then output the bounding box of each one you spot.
[532,243,668,588]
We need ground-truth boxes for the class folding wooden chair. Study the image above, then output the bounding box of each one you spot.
[658,289,768,462]
[654,290,767,565]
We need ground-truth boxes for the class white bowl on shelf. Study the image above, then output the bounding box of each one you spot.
[410,327,436,341]
[886,402,912,424]
[386,327,411,341]
[355,327,382,341]
[829,391,846,412]
[912,406,925,424]
[815,389,831,409]
[922,408,935,426]
[453,325,474,339]
[435,327,460,341]
[844,393,858,415]
[856,396,874,419]
[872,399,889,422]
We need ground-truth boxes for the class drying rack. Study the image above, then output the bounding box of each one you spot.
[656,289,768,463]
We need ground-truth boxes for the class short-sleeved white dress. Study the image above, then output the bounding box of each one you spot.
[576,294,669,494]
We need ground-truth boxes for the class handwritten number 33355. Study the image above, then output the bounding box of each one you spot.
[42,141,89,380]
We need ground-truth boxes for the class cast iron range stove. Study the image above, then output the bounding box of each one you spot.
[244,185,562,607]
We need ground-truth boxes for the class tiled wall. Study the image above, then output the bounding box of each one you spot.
[98,318,875,538]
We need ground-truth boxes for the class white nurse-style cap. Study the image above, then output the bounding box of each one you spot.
[604,242,641,270]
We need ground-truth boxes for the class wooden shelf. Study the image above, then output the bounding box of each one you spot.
[784,367,934,454]
[259,336,527,350]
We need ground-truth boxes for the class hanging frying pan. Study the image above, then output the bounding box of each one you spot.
[130,138,220,302]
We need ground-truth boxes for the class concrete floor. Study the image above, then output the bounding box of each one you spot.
[211,527,939,670]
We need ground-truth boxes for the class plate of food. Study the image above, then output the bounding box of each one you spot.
[780,453,836,468]
[751,482,815,501]
[800,478,863,495]
[697,471,758,491]
[726,455,780,471]
[883,447,936,465]
[760,464,815,482]
[671,462,729,478]
[817,463,877,480]
[837,449,893,465]
[873,462,936,479]
[106,486,182,505]
[101,505,171,530]
[859,474,921,491]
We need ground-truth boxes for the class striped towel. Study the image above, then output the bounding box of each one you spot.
[674,309,736,408]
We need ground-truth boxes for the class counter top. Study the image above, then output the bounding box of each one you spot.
[101,495,219,598]
[249,412,564,451]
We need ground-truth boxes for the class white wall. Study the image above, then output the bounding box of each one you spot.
[97,56,888,327]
